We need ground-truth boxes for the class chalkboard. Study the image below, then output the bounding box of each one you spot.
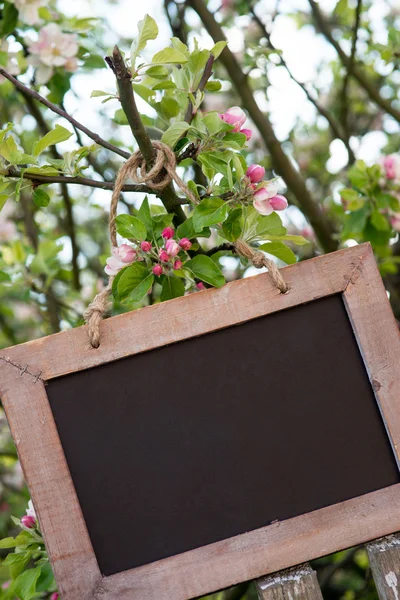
[3,244,400,599]
[46,294,399,577]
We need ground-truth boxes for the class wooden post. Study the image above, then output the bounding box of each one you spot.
[366,533,400,600]
[254,564,323,600]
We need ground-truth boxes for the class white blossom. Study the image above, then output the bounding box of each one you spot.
[14,0,45,25]
[27,23,78,85]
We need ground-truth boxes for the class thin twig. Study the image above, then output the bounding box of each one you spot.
[0,67,130,159]
[340,0,362,164]
[308,0,400,124]
[250,5,356,164]
[184,54,215,123]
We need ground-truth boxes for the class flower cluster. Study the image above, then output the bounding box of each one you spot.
[28,23,79,85]
[14,0,45,25]
[246,164,288,215]
[219,106,252,141]
[105,227,193,278]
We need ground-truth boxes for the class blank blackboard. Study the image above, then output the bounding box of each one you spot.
[46,294,399,577]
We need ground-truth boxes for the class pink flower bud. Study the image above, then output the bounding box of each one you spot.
[162,227,174,239]
[246,164,265,184]
[269,194,288,211]
[179,238,192,251]
[140,241,152,252]
[196,282,206,290]
[1,581,10,590]
[165,239,180,257]
[219,106,247,132]
[117,244,136,263]
[153,264,163,276]
[159,250,170,262]
[173,259,183,270]
[21,515,36,529]
[50,594,60,600]
[240,128,252,141]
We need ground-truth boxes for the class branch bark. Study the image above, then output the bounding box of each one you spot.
[107,47,189,226]
[187,0,338,253]
[0,67,130,159]
[308,0,400,124]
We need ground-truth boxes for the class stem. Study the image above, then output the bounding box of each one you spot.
[187,0,338,253]
[184,54,215,123]
[0,67,130,159]
[309,0,400,124]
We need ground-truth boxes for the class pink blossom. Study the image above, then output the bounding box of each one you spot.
[162,227,174,239]
[269,195,288,211]
[219,106,246,132]
[105,245,136,276]
[27,23,78,84]
[246,164,265,184]
[140,241,152,252]
[159,250,170,262]
[253,182,288,215]
[165,239,180,257]
[240,128,252,141]
[152,264,163,276]
[21,515,36,529]
[196,282,206,290]
[173,259,183,270]
[50,594,60,600]
[382,155,400,182]
[26,500,36,520]
[179,238,192,251]
[391,214,400,232]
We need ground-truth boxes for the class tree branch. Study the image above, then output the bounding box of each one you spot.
[107,46,190,226]
[1,167,175,197]
[340,0,362,163]
[250,5,356,164]
[308,0,400,124]
[187,0,338,253]
[0,67,130,159]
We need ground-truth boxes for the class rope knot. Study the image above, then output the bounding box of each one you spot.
[234,239,288,294]
[126,141,175,190]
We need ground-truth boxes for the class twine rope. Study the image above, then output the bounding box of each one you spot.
[84,141,287,348]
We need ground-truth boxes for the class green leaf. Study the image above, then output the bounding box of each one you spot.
[160,276,185,301]
[342,205,369,237]
[152,81,176,90]
[14,567,42,600]
[176,216,211,240]
[115,215,147,240]
[223,132,247,149]
[256,212,286,238]
[370,210,390,231]
[211,41,228,59]
[116,263,154,302]
[90,90,110,97]
[32,125,73,157]
[0,194,7,212]
[152,47,189,64]
[1,2,18,35]
[340,188,364,210]
[113,108,129,125]
[0,537,16,548]
[146,65,169,79]
[221,208,243,242]
[131,14,159,66]
[4,550,32,579]
[202,112,232,135]
[0,270,11,283]
[152,213,174,238]
[258,242,297,264]
[205,80,222,92]
[170,37,190,58]
[161,121,191,148]
[32,188,50,208]
[185,255,225,288]
[193,198,229,230]
[137,197,153,231]
[266,234,309,246]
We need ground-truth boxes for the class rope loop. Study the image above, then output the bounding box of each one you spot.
[234,239,289,294]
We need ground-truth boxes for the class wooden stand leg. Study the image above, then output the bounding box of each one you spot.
[366,533,400,600]
[254,564,323,600]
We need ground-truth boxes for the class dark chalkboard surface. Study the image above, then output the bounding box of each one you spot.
[47,294,399,577]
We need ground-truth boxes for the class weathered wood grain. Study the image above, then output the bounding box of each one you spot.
[1,243,368,380]
[0,364,101,600]
[255,564,323,600]
[367,534,400,600]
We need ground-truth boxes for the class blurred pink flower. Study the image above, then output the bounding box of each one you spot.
[105,245,136,276]
[240,128,252,141]
[253,182,288,215]
[0,220,17,242]
[246,164,265,184]
[162,227,174,239]
[179,238,192,250]
[173,259,183,270]
[21,515,36,529]
[14,0,45,24]
[382,155,400,183]
[152,264,163,276]
[28,23,78,84]
[165,239,180,257]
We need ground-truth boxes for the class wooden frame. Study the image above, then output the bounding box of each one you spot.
[1,242,400,600]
